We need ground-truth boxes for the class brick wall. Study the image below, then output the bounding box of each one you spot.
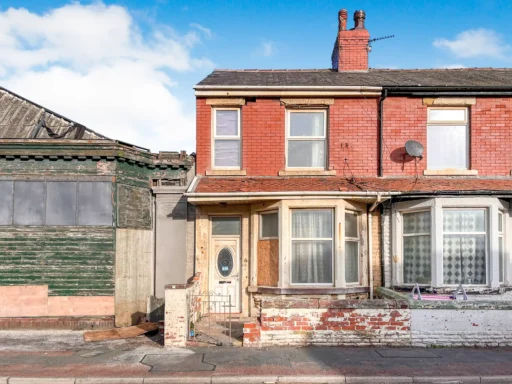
[244,297,411,347]
[197,96,512,177]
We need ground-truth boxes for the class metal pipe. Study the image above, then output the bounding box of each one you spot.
[368,206,373,299]
[378,89,387,177]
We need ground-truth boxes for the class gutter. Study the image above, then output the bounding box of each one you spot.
[194,85,382,97]
[194,85,382,91]
[185,191,401,198]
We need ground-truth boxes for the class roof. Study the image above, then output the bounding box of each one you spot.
[196,68,512,89]
[0,87,107,140]
[190,176,512,195]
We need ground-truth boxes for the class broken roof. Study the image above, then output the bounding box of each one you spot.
[189,176,512,195]
[196,68,512,89]
[0,86,108,140]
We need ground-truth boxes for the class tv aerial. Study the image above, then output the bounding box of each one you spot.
[405,140,424,160]
[368,35,395,48]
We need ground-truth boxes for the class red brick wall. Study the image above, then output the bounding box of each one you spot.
[382,97,427,176]
[243,297,411,347]
[470,98,512,175]
[337,29,370,71]
[195,98,211,176]
[196,97,512,177]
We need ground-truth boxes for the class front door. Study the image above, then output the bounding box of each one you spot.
[210,216,241,313]
[211,238,240,312]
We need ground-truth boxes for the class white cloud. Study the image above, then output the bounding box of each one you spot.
[254,40,277,57]
[0,3,213,152]
[190,23,212,38]
[433,28,510,59]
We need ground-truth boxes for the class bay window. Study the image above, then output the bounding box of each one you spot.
[286,110,326,169]
[395,198,508,288]
[345,211,360,284]
[291,209,333,285]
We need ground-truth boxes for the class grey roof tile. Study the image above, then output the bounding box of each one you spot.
[196,68,512,88]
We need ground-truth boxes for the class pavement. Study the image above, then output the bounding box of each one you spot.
[2,331,512,383]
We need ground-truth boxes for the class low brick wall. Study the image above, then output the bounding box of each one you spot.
[244,296,411,347]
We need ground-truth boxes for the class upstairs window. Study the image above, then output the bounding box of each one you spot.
[287,110,326,169]
[213,109,240,169]
[427,108,468,170]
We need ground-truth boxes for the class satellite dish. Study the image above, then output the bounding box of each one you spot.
[405,140,424,159]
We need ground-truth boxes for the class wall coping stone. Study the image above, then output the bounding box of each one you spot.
[377,287,512,310]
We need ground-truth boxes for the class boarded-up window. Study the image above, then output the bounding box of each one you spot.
[78,182,112,226]
[46,182,77,225]
[258,212,279,286]
[0,181,13,225]
[13,181,45,225]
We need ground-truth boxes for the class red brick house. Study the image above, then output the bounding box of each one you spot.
[181,8,512,346]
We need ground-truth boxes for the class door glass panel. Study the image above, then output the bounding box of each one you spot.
[217,247,234,277]
[212,217,240,235]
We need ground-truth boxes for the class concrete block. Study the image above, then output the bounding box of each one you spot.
[212,376,279,384]
[347,377,412,383]
[481,377,512,383]
[413,377,481,383]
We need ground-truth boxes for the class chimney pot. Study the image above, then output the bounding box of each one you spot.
[338,9,348,31]
[353,10,366,29]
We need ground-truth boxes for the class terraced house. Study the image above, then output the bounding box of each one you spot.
[174,8,512,347]
[0,86,194,329]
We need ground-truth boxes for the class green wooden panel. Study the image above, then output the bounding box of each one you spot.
[0,227,114,296]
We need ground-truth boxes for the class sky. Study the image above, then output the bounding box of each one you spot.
[1,0,511,152]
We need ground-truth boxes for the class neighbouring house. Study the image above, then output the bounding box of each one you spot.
[0,86,194,329]
[164,8,512,348]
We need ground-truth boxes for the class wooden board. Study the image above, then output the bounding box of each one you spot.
[84,322,158,342]
[257,239,279,286]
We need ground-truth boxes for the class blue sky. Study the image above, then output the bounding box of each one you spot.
[1,0,511,151]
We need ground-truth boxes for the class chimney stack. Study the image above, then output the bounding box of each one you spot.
[331,9,370,71]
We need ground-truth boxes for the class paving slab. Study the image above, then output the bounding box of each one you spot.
[8,379,75,384]
[143,378,211,384]
[278,375,345,383]
[76,379,143,384]
[481,376,512,383]
[211,376,278,384]
[141,353,215,372]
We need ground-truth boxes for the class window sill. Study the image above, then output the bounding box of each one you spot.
[423,169,478,176]
[205,169,247,176]
[278,169,337,176]
[253,286,369,295]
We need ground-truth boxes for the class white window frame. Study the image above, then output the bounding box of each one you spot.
[285,109,327,170]
[345,210,360,285]
[426,107,469,171]
[212,108,241,170]
[393,197,509,289]
[499,211,505,284]
[289,208,334,286]
[442,208,488,286]
[259,211,279,240]
[401,209,432,285]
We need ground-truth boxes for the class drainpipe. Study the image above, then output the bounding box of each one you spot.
[368,193,388,299]
[378,89,387,177]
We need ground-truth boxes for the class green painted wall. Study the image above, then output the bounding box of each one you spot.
[0,227,115,296]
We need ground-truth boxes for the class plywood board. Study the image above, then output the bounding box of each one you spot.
[84,322,158,342]
[257,239,279,286]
